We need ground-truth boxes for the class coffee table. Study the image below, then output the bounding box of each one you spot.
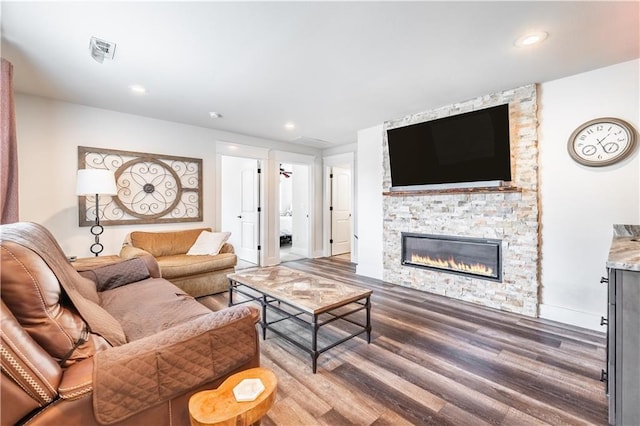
[227,266,372,373]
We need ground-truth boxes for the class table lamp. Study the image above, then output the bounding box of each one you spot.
[76,169,117,256]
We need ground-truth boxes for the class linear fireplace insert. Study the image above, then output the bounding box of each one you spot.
[401,232,502,282]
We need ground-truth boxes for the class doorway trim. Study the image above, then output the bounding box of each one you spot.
[323,152,355,260]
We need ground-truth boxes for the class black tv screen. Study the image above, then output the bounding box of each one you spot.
[387,104,511,190]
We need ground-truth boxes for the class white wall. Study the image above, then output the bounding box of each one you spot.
[355,125,384,279]
[538,59,640,330]
[14,94,321,258]
[323,143,357,157]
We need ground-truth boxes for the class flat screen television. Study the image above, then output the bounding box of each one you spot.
[387,104,511,190]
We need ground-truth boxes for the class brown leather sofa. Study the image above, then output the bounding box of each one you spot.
[1,222,259,426]
[120,228,236,297]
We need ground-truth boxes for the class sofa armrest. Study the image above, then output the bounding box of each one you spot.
[119,247,161,278]
[219,242,234,254]
[93,305,259,424]
[120,245,151,259]
[58,358,93,401]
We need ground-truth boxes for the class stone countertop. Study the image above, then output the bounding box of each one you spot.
[607,225,640,272]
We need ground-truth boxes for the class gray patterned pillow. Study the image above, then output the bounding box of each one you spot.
[80,258,150,292]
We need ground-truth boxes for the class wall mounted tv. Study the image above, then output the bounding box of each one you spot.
[387,103,512,191]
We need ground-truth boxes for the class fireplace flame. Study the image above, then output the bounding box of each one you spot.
[410,253,494,276]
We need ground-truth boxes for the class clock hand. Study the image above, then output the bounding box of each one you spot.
[596,133,611,148]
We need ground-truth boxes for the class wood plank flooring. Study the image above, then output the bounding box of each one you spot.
[199,257,608,425]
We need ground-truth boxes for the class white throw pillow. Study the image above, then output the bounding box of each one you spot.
[186,231,231,256]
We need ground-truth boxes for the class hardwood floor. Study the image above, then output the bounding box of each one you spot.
[199,257,608,425]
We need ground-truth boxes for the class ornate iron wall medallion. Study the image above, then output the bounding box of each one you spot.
[78,146,203,226]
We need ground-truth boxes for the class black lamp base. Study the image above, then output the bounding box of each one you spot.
[90,223,104,256]
[89,193,104,257]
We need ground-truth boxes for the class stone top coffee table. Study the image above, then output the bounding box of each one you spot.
[227,266,372,373]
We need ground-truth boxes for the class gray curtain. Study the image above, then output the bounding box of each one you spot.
[1,57,19,224]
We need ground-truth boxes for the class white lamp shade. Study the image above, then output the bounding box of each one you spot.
[76,169,118,196]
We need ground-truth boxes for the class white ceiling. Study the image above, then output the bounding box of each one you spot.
[2,1,638,148]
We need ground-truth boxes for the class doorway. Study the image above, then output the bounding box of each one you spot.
[221,156,261,267]
[279,162,310,263]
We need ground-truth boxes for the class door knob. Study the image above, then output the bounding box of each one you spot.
[237,215,242,219]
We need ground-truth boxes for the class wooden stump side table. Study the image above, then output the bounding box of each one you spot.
[188,367,277,426]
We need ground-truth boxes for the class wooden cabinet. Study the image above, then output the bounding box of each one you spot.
[606,267,640,425]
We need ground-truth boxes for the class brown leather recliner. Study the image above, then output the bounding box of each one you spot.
[1,222,260,426]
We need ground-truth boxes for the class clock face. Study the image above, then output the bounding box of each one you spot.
[568,118,637,167]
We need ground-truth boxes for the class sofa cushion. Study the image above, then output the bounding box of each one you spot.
[156,253,237,279]
[187,231,231,256]
[99,278,212,341]
[130,228,211,257]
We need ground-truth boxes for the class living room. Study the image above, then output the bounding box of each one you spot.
[2,2,639,425]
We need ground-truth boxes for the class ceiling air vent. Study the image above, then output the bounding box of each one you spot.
[89,36,116,63]
[290,136,334,149]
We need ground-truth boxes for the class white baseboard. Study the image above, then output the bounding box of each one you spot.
[539,303,605,332]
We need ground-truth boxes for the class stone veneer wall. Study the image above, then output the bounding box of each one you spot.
[382,84,539,316]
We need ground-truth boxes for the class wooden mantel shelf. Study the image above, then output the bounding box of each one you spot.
[383,186,523,196]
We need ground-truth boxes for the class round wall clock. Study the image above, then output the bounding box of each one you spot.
[567,117,637,167]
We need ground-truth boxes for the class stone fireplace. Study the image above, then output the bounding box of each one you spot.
[382,84,540,317]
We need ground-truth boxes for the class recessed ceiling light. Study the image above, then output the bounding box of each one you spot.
[514,31,548,48]
[128,84,147,94]
[209,112,223,119]
[284,122,295,130]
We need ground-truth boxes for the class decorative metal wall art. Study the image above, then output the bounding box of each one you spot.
[78,146,203,226]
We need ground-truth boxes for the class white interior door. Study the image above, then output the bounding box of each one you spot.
[238,162,259,264]
[331,166,351,256]
[221,156,260,265]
